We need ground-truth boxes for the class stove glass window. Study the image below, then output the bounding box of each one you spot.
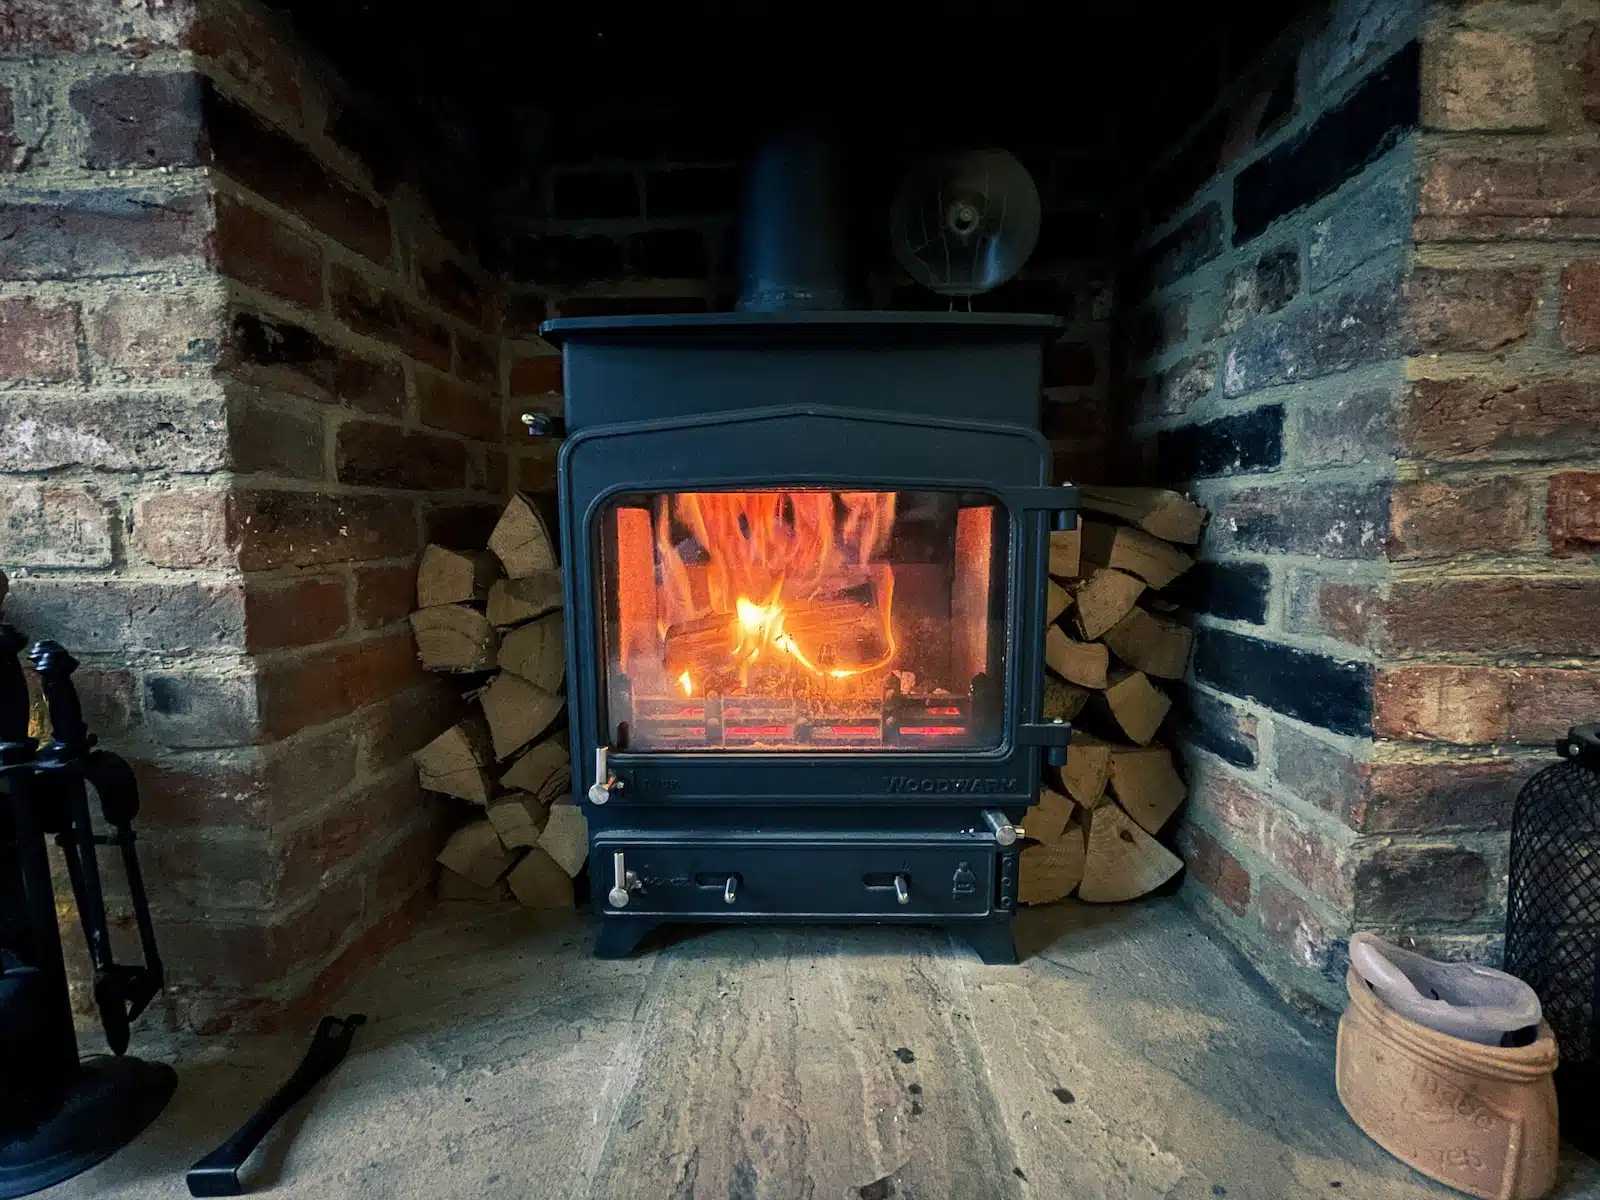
[598,489,1008,752]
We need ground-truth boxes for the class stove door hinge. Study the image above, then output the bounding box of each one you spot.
[1011,485,1079,531]
[1017,718,1073,767]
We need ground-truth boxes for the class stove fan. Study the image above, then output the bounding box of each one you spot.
[890,149,1042,303]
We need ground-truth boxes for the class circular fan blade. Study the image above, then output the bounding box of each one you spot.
[891,149,1042,298]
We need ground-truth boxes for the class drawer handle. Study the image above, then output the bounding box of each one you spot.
[864,873,912,904]
[894,874,910,905]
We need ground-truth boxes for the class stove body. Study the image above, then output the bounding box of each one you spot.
[543,311,1075,963]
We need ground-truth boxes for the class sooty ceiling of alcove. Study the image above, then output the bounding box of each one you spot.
[265,0,1315,255]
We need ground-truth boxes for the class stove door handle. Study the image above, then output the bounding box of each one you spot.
[983,810,1022,846]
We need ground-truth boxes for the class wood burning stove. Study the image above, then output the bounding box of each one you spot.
[541,310,1075,963]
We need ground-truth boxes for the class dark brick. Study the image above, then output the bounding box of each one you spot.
[553,169,639,219]
[509,354,562,396]
[1387,476,1533,559]
[145,671,262,750]
[0,191,207,280]
[0,391,226,472]
[1175,825,1251,916]
[507,234,625,285]
[0,1,192,55]
[646,165,740,217]
[1157,405,1283,480]
[1041,394,1108,442]
[1180,688,1260,768]
[257,630,422,740]
[7,579,244,656]
[1549,472,1600,558]
[222,311,404,418]
[227,396,323,480]
[1220,246,1300,335]
[1147,111,1230,224]
[502,292,547,337]
[1273,722,1369,826]
[423,502,502,549]
[336,422,468,492]
[1403,376,1600,461]
[454,336,498,388]
[1147,351,1215,419]
[1285,573,1381,648]
[1223,268,1404,397]
[1194,628,1372,736]
[1309,172,1412,290]
[1561,261,1600,352]
[418,256,491,327]
[203,86,391,266]
[1405,267,1539,352]
[1166,561,1269,625]
[417,372,497,443]
[70,71,203,169]
[1290,386,1396,467]
[329,263,451,371]
[244,576,347,652]
[213,194,323,309]
[0,85,16,172]
[1351,845,1493,925]
[1234,41,1421,244]
[630,227,707,278]
[352,564,416,631]
[1131,204,1223,294]
[1358,759,1528,834]
[0,297,79,380]
[1206,481,1390,560]
[1387,578,1600,656]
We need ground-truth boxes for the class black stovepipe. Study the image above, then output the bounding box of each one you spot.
[0,629,175,1199]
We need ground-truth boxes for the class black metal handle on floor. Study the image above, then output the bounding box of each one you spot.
[185,1013,366,1197]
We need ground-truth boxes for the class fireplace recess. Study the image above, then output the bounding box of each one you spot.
[543,310,1074,963]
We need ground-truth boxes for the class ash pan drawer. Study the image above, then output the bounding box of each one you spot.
[596,841,998,918]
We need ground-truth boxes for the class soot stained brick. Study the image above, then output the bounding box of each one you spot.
[1194,627,1373,736]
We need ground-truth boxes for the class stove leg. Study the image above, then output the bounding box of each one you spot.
[594,918,660,960]
[953,922,1017,965]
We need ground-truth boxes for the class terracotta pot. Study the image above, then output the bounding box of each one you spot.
[1337,967,1560,1200]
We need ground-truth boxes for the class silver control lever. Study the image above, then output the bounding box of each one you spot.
[588,746,621,805]
[608,851,639,908]
[894,874,910,905]
[724,876,737,905]
[983,810,1022,846]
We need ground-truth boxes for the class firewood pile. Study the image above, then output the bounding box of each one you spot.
[1021,486,1207,907]
[408,494,584,908]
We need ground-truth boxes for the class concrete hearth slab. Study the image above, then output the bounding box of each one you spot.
[50,900,1600,1199]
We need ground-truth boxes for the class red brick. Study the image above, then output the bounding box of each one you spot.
[75,668,140,737]
[135,488,417,570]
[1549,471,1600,557]
[352,563,416,630]
[1359,759,1529,835]
[244,575,348,651]
[1257,883,1336,970]
[423,502,500,550]
[1405,266,1539,352]
[329,263,449,370]
[222,310,403,418]
[0,0,195,55]
[455,335,498,388]
[1421,31,1547,133]
[133,488,231,566]
[1387,476,1533,560]
[212,194,323,309]
[1507,668,1600,742]
[1265,813,1349,909]
[70,71,203,169]
[0,297,79,380]
[1387,577,1600,656]
[279,772,418,899]
[257,630,423,739]
[1422,150,1600,220]
[6,578,244,655]
[336,421,468,491]
[0,85,17,172]
[160,875,364,990]
[508,353,562,396]
[356,681,464,773]
[1351,844,1494,924]
[188,0,303,117]
[417,370,497,442]
[262,722,360,816]
[369,807,453,913]
[1176,824,1251,915]
[0,192,209,281]
[1188,766,1350,906]
[0,483,114,567]
[1286,574,1381,647]
[87,292,220,379]
[1403,376,1600,461]
[418,253,491,327]
[133,756,268,828]
[1374,666,1510,744]
[1560,262,1600,352]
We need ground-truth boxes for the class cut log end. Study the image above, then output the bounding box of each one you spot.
[1078,804,1182,903]
[489,493,557,579]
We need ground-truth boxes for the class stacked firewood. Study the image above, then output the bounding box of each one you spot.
[408,494,585,908]
[1020,486,1207,906]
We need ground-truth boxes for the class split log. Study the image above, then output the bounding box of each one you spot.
[412,718,494,804]
[479,672,563,760]
[1019,824,1087,905]
[1045,627,1109,689]
[439,872,510,903]
[1042,676,1091,721]
[487,792,549,848]
[498,610,566,692]
[1023,787,1076,844]
[1048,526,1081,578]
[1102,670,1171,746]
[1078,804,1182,903]
[1060,730,1113,807]
[1046,579,1070,626]
[1079,521,1194,590]
[1072,568,1145,641]
[1102,607,1194,680]
[487,570,563,628]
[1108,744,1187,835]
[488,492,557,579]
[1078,486,1206,545]
[410,606,498,672]
[416,544,498,608]
[500,733,572,804]
[506,847,574,909]
[437,820,519,890]
[538,803,589,877]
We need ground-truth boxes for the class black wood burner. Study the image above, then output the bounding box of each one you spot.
[540,311,1074,963]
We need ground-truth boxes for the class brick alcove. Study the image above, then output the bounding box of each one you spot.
[0,0,1596,1027]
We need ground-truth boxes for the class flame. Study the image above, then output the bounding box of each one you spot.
[678,671,693,696]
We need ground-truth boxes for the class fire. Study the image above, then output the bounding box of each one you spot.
[678,671,693,696]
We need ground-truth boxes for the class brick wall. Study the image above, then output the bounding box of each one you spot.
[1117,0,1600,1010]
[0,0,516,1030]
